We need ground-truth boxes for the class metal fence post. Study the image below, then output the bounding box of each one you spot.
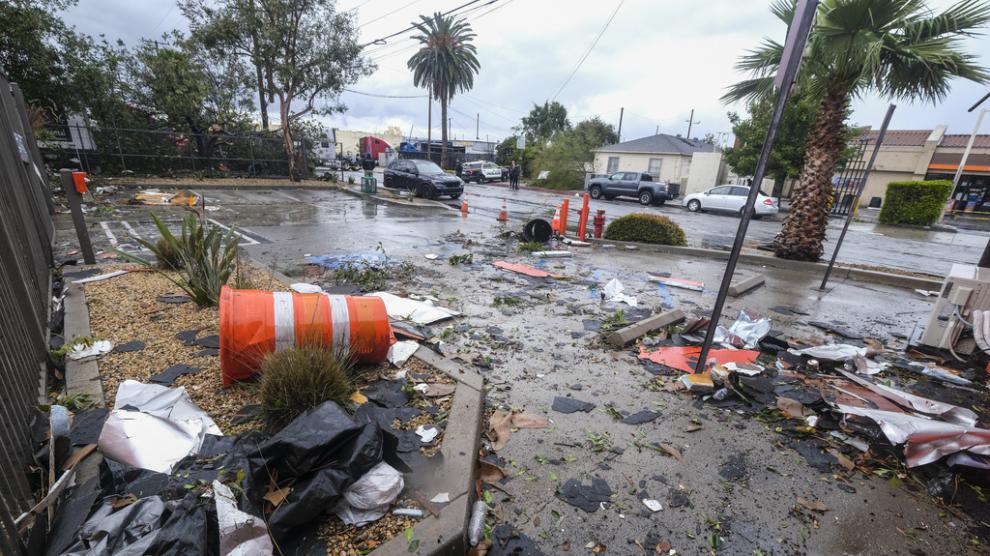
[60,170,96,264]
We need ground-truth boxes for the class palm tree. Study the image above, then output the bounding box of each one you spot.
[408,12,480,169]
[724,0,990,261]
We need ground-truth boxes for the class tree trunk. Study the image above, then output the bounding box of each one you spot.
[254,61,268,131]
[280,101,299,181]
[440,95,448,169]
[771,175,785,200]
[774,87,849,261]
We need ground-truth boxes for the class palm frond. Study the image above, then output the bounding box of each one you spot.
[721,77,776,104]
[736,39,784,76]
[902,0,990,40]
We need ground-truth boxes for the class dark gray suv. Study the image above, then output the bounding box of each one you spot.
[586,172,670,206]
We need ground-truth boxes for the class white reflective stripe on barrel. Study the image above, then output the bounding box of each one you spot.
[325,294,351,351]
[272,292,295,351]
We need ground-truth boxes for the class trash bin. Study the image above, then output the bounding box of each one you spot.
[362,174,377,194]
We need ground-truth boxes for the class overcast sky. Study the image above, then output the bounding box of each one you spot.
[63,0,990,145]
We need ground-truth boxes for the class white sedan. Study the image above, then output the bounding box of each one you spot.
[683,185,778,218]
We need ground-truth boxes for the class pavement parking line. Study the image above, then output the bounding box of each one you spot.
[207,218,261,246]
[99,221,118,247]
[121,221,142,240]
[276,191,303,202]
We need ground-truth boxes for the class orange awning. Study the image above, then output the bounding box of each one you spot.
[929,163,990,173]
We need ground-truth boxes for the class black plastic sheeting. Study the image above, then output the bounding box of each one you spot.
[48,401,408,555]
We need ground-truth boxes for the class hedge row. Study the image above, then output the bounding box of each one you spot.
[603,213,687,246]
[878,180,952,226]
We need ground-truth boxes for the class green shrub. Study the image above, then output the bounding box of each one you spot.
[878,180,953,226]
[260,346,356,430]
[120,213,237,306]
[603,213,687,246]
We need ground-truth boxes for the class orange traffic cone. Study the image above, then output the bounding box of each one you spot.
[498,199,508,222]
[460,194,469,216]
[551,206,561,233]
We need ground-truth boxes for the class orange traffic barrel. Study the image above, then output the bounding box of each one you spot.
[219,286,394,385]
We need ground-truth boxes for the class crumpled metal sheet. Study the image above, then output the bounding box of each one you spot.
[214,481,273,556]
[714,309,770,349]
[638,345,760,374]
[837,370,978,427]
[98,380,222,473]
[603,278,638,307]
[370,292,460,324]
[836,404,990,467]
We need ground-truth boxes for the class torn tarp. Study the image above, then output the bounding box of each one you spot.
[836,370,978,426]
[835,404,990,468]
[370,292,460,325]
[97,380,222,473]
[492,260,563,279]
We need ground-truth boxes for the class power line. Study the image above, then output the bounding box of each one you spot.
[362,0,508,59]
[359,0,493,47]
[550,0,625,102]
[358,0,423,29]
[343,88,427,98]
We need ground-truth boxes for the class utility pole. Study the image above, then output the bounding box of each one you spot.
[617,107,624,143]
[655,125,659,135]
[964,92,990,268]
[476,113,480,140]
[685,108,700,139]
[427,84,432,163]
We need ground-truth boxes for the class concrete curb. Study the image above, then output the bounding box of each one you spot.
[257,259,483,556]
[62,276,106,485]
[589,238,942,291]
[63,280,106,406]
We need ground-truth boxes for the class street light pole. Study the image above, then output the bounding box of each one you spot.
[695,0,819,373]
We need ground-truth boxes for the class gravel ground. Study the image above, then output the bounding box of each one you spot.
[81,264,450,554]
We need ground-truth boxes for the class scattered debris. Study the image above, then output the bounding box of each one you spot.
[68,339,113,361]
[71,269,129,284]
[415,424,439,443]
[533,250,572,258]
[649,274,703,291]
[603,278,638,307]
[289,282,323,293]
[493,260,563,279]
[556,478,612,512]
[388,340,420,367]
[638,346,759,374]
[149,363,201,385]
[112,340,145,353]
[552,396,596,414]
[713,309,770,349]
[371,292,460,325]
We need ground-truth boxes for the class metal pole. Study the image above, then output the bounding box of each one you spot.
[695,0,818,373]
[476,112,479,140]
[427,84,432,163]
[617,107,624,143]
[60,170,95,264]
[686,108,694,138]
[821,104,896,289]
[951,108,987,196]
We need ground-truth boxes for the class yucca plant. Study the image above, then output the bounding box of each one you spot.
[119,212,238,306]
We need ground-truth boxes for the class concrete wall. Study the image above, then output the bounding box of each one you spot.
[592,151,693,183]
[684,152,726,196]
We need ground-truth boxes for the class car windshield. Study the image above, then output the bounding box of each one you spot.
[411,160,444,174]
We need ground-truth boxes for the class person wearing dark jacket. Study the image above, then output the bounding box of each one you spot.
[508,160,520,190]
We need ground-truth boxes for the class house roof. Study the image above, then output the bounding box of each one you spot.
[942,134,990,149]
[860,129,933,147]
[595,133,716,155]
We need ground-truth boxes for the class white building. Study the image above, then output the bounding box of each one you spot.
[592,133,726,195]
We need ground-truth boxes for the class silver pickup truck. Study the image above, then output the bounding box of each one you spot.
[586,172,671,206]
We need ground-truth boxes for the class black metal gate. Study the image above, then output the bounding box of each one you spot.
[830,137,870,216]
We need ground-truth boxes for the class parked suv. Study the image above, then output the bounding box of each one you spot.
[459,161,504,183]
[384,159,464,199]
[586,172,671,206]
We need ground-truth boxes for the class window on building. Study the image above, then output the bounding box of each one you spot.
[647,158,662,178]
[607,156,619,174]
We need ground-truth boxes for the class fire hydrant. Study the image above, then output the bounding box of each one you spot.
[593,209,606,239]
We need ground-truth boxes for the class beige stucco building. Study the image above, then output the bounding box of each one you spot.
[852,126,990,213]
[592,134,720,194]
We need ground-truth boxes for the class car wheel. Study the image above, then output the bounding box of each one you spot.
[589,185,603,199]
[639,191,654,206]
[479,177,486,184]
[415,183,427,198]
[686,199,701,212]
[450,193,461,200]
[428,186,438,200]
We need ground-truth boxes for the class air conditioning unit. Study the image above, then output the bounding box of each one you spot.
[919,263,990,352]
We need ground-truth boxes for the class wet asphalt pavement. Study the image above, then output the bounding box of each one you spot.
[54,186,988,555]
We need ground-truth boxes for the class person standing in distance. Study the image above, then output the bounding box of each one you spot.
[509,160,520,191]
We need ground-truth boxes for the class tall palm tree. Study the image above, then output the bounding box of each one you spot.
[408,12,480,168]
[724,0,990,261]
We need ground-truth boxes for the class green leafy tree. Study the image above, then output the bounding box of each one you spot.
[0,0,74,114]
[723,92,826,197]
[724,0,990,261]
[408,12,480,169]
[495,136,519,166]
[532,117,618,189]
[521,100,570,144]
[127,34,254,165]
[180,0,276,131]
[251,0,371,180]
